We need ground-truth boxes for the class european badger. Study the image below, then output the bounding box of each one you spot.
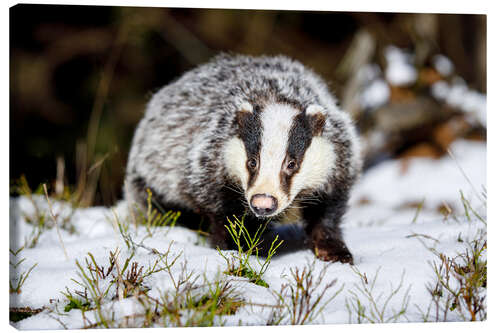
[125,54,362,263]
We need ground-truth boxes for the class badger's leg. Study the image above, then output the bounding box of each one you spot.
[207,212,272,252]
[208,187,261,251]
[208,215,232,250]
[302,196,353,264]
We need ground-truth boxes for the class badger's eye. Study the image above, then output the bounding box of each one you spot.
[247,157,258,170]
[287,160,297,170]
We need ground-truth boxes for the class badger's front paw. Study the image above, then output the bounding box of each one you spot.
[310,225,353,264]
[314,243,353,264]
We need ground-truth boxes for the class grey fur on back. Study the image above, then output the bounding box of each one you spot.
[124,53,361,218]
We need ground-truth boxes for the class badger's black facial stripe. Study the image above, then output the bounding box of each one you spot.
[281,112,313,195]
[288,112,312,157]
[236,109,262,188]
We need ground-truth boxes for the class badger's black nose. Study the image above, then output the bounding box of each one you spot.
[250,194,278,216]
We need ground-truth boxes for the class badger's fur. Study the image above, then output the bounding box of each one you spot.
[125,54,362,263]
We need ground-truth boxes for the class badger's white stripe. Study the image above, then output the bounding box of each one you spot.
[290,136,336,198]
[247,103,299,214]
[223,137,249,189]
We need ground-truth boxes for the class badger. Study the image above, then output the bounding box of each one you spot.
[124,54,362,263]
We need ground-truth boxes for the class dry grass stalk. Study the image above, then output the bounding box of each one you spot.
[43,183,69,260]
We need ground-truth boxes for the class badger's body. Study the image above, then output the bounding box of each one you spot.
[125,54,362,263]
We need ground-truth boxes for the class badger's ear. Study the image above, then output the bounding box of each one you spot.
[239,102,253,113]
[236,102,254,127]
[305,104,326,136]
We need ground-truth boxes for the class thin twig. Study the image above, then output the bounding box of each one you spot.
[446,148,484,205]
[87,152,111,175]
[123,182,138,232]
[55,156,65,197]
[86,24,128,162]
[113,249,125,303]
[405,232,440,243]
[43,184,69,260]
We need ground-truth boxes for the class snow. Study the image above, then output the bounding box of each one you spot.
[430,80,449,100]
[431,79,487,127]
[355,63,390,110]
[10,139,486,329]
[359,79,390,109]
[384,46,418,86]
[357,63,382,83]
[432,54,454,77]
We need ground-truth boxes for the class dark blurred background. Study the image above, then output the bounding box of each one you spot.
[10,4,486,206]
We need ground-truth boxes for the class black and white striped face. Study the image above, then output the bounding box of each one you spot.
[223,102,336,218]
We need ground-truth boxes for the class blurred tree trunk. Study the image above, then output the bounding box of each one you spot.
[438,14,486,93]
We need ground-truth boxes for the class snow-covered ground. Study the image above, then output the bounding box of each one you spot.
[9,139,486,329]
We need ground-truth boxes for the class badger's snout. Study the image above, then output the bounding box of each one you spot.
[250,194,277,216]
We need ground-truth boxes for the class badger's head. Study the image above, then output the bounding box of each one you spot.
[223,101,337,218]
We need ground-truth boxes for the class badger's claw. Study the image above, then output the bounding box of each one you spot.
[314,245,353,264]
